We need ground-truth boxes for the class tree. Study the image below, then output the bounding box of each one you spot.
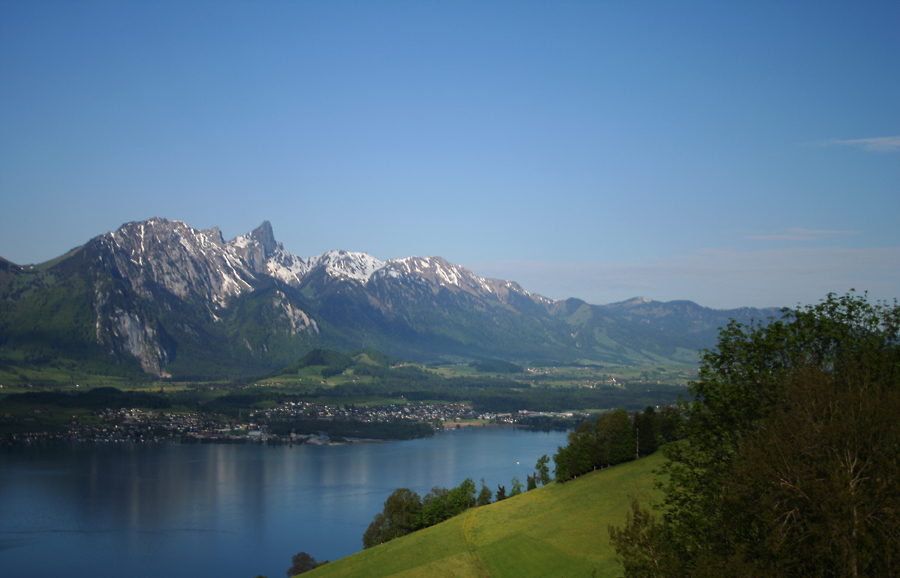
[362,512,388,549]
[495,484,507,501]
[609,292,900,577]
[420,486,449,526]
[535,454,551,485]
[445,478,476,517]
[476,478,493,506]
[553,443,573,482]
[634,406,658,457]
[553,422,594,481]
[717,365,900,577]
[656,406,681,443]
[286,552,317,576]
[600,409,634,466]
[554,409,643,482]
[608,501,674,578]
[382,487,422,537]
[362,488,422,548]
[526,474,537,491]
[509,476,523,497]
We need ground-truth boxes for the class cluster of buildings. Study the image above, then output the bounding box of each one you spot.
[248,401,478,423]
[4,408,226,444]
[4,401,538,445]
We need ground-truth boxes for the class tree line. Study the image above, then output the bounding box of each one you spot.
[552,405,680,482]
[362,456,553,549]
[359,399,684,550]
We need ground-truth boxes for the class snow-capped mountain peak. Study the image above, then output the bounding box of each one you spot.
[309,250,385,282]
[379,256,482,290]
[98,219,555,312]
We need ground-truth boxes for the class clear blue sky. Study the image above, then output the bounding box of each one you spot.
[1,1,898,309]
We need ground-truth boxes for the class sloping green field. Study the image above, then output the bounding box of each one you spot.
[303,451,665,578]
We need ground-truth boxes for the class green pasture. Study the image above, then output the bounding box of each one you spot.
[0,363,135,390]
[301,450,665,578]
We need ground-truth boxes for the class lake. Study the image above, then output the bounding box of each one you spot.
[0,427,567,578]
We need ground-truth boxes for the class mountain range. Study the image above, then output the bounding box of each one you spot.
[0,218,781,379]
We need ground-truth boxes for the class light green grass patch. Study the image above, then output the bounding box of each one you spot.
[479,534,598,578]
[304,450,665,578]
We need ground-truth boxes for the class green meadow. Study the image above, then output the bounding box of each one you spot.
[300,450,665,578]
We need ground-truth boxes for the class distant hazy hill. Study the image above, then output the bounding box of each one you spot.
[300,450,666,578]
[0,218,780,379]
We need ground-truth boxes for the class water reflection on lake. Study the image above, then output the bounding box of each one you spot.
[0,427,566,578]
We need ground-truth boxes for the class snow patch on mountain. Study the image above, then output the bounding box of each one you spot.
[265,251,312,285]
[310,250,385,282]
[102,218,556,311]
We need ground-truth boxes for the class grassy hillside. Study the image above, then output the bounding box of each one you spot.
[302,451,665,578]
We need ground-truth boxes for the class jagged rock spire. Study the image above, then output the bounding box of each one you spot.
[249,221,277,257]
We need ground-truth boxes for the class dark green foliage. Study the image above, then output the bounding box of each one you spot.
[516,414,580,432]
[471,384,683,414]
[286,552,318,576]
[634,406,659,457]
[363,478,479,548]
[477,478,493,506]
[553,408,652,482]
[383,488,423,537]
[362,488,422,548]
[526,474,537,491]
[361,513,388,550]
[420,486,450,526]
[608,500,673,578]
[553,422,593,482]
[495,485,507,501]
[602,409,637,465]
[609,292,900,577]
[445,478,476,517]
[717,366,900,577]
[656,406,681,443]
[535,454,551,486]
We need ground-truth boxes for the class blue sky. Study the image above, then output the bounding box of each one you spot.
[1,1,897,309]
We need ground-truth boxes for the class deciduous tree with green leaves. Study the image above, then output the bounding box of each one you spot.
[445,478,476,517]
[609,292,900,577]
[419,486,449,526]
[535,454,551,485]
[362,488,422,548]
[553,408,639,482]
[509,476,523,497]
[286,552,321,576]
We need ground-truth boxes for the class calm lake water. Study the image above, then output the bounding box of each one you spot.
[0,427,567,578]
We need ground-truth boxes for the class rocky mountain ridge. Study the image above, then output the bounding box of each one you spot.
[0,218,781,379]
